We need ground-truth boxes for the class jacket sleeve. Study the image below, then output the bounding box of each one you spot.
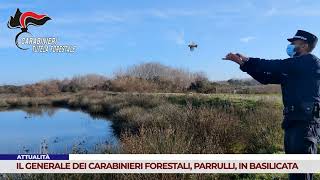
[242,56,301,75]
[240,58,282,84]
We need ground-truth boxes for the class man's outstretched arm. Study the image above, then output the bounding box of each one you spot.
[239,59,281,84]
[223,52,300,75]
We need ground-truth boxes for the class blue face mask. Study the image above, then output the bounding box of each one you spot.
[286,44,296,57]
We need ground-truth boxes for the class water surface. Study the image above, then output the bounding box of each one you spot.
[0,107,118,154]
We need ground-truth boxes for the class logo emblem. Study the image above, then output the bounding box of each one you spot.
[7,8,51,50]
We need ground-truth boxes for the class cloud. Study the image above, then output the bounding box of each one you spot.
[167,30,186,46]
[0,37,15,48]
[0,21,18,48]
[175,30,186,45]
[149,9,170,18]
[240,36,255,43]
[263,4,320,17]
[54,8,209,25]
[284,8,320,16]
[54,12,126,24]
[0,3,30,9]
[148,9,208,19]
[264,7,277,16]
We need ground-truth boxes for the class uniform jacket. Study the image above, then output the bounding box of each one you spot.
[240,53,320,128]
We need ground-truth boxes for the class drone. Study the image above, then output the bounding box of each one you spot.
[188,41,198,51]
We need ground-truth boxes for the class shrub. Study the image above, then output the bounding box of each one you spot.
[114,62,208,92]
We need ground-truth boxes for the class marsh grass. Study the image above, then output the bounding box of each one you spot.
[0,92,285,154]
[0,91,303,179]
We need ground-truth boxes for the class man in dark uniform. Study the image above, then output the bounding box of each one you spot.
[224,30,320,180]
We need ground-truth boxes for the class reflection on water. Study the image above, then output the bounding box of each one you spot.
[0,107,118,154]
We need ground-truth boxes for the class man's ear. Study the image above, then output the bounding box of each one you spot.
[302,43,309,51]
[305,43,312,52]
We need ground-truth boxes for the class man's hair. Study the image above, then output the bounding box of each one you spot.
[301,41,316,52]
[308,43,316,52]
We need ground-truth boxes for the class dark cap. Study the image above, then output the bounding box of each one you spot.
[287,30,318,50]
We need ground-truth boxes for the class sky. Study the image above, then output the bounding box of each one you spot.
[1,0,320,84]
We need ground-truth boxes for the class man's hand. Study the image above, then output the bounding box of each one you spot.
[223,53,248,65]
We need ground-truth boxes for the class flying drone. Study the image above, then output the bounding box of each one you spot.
[188,42,198,51]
